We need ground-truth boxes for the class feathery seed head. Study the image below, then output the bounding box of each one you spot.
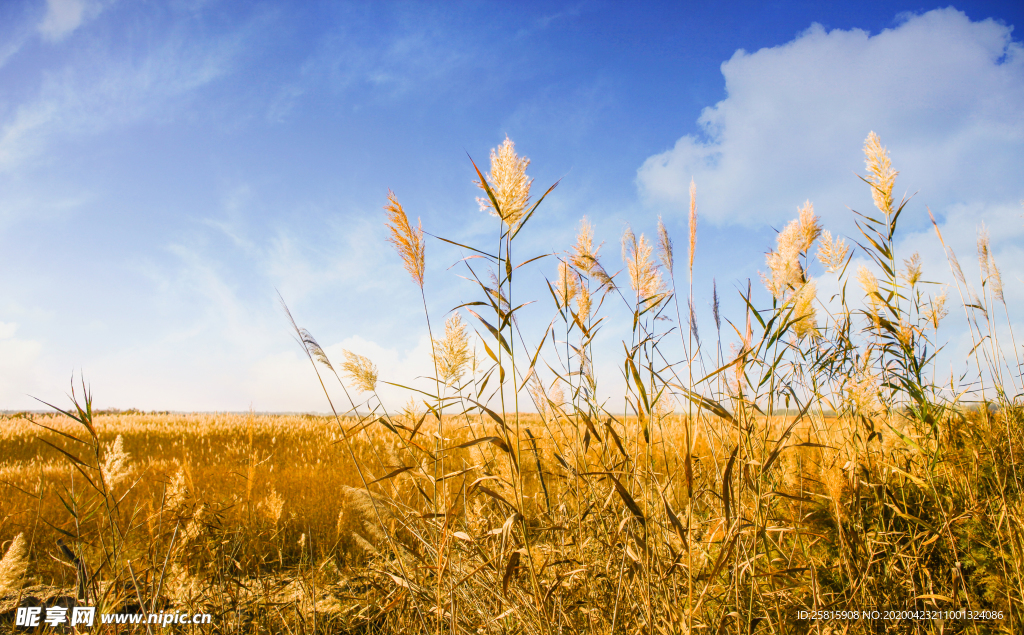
[712,278,720,331]
[622,226,663,300]
[857,265,878,297]
[577,282,592,322]
[846,360,881,417]
[101,434,131,491]
[657,216,673,275]
[791,281,818,340]
[817,230,850,273]
[797,201,821,253]
[572,217,597,272]
[762,215,807,299]
[689,298,700,344]
[990,260,1005,304]
[925,289,949,330]
[384,190,425,288]
[863,132,897,214]
[434,313,472,387]
[902,252,922,286]
[548,379,565,408]
[556,260,580,308]
[977,224,1003,302]
[342,350,378,393]
[898,319,915,348]
[0,532,28,594]
[977,225,991,281]
[476,136,533,228]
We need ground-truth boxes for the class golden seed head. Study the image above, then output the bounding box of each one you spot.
[898,319,915,348]
[857,265,879,297]
[0,532,28,594]
[976,224,1004,303]
[571,216,597,272]
[925,289,949,331]
[548,380,565,408]
[657,216,673,274]
[902,252,922,286]
[433,313,472,387]
[384,190,425,288]
[556,260,580,308]
[863,131,897,214]
[977,224,991,281]
[762,213,808,299]
[476,136,533,228]
[577,282,591,323]
[101,434,132,491]
[816,230,850,274]
[342,350,379,393]
[622,226,663,300]
[796,201,821,253]
[790,280,818,340]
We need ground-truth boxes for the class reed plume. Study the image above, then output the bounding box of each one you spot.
[572,217,596,272]
[902,252,922,286]
[433,312,471,387]
[342,351,378,393]
[816,230,849,273]
[795,201,820,249]
[863,131,897,214]
[476,136,533,227]
[762,216,804,298]
[857,265,879,298]
[712,278,720,332]
[0,532,28,594]
[657,216,674,274]
[790,280,817,340]
[556,260,580,308]
[622,225,663,300]
[384,190,425,289]
[925,289,949,330]
[576,283,591,322]
[101,434,131,491]
[977,225,1005,303]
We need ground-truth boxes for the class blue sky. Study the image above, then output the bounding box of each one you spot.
[1,0,1022,411]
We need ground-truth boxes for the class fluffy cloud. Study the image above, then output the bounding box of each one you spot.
[637,8,1024,229]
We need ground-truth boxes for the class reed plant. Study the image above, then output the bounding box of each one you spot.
[4,131,1021,633]
[270,132,1023,633]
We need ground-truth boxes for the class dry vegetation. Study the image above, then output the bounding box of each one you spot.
[1,133,1023,633]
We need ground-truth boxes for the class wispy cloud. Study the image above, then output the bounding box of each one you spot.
[38,0,105,42]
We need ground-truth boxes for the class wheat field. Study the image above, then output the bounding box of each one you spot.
[2,133,1022,633]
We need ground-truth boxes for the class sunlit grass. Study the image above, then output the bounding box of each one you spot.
[2,131,1022,634]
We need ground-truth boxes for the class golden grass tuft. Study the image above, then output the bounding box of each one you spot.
[0,532,27,595]
[384,189,425,288]
[341,350,378,393]
[475,136,533,227]
[433,312,471,387]
[863,130,897,214]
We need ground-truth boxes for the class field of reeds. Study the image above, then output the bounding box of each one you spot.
[2,132,1022,634]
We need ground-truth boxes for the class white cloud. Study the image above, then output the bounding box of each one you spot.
[637,8,1024,229]
[38,0,102,42]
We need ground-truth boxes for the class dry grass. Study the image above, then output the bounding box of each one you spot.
[2,132,1022,634]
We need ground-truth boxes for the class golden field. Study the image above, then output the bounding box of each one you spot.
[2,405,1020,633]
